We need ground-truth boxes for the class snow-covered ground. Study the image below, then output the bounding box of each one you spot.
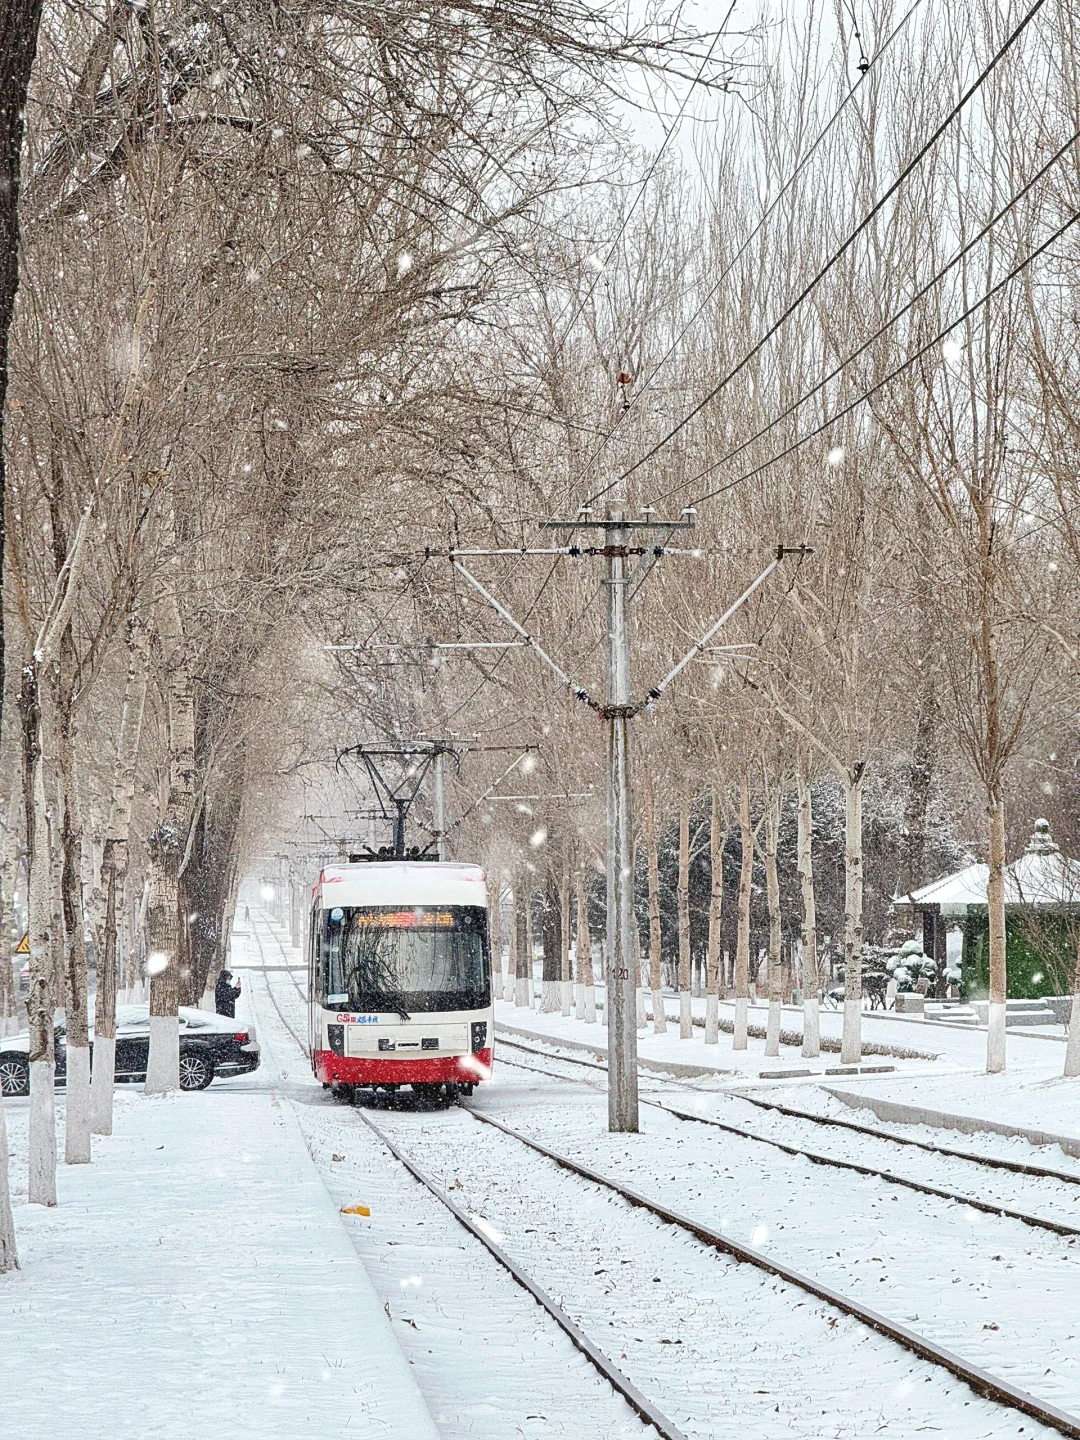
[242,914,1080,1437]
[0,1061,439,1438]
[5,910,1080,1440]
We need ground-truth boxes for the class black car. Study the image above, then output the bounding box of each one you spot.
[0,1005,261,1096]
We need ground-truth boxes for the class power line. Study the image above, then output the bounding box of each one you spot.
[435,7,740,730]
[554,0,926,508]
[689,203,1080,508]
[586,0,1050,503]
[648,125,1080,506]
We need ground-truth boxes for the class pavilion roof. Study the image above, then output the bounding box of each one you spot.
[897,819,1080,913]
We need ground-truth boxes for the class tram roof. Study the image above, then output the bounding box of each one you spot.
[312,861,487,908]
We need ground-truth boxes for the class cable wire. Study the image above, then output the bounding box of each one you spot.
[586,0,1050,504]
[555,0,926,511]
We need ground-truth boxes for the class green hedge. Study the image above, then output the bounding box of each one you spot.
[962,908,1078,999]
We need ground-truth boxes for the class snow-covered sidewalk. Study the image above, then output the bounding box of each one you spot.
[0,1079,438,1440]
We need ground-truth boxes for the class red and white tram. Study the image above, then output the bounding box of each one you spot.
[308,860,493,1102]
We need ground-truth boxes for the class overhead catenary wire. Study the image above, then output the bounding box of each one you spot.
[583,0,1051,506]
[551,0,927,508]
[685,202,1080,509]
[643,125,1080,508]
[436,8,741,730]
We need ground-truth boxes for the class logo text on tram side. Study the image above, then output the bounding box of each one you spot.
[335,1014,380,1024]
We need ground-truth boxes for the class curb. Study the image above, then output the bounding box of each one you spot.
[824,1086,1080,1159]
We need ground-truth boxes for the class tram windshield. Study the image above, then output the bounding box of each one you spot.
[321,905,490,1014]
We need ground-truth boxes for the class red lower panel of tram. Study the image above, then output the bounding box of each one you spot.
[314,1048,493,1086]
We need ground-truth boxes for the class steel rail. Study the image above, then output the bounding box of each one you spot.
[357,1110,687,1440]
[462,1108,1080,1440]
[500,1034,1080,1186]
[646,1099,1080,1237]
[495,1041,1080,1235]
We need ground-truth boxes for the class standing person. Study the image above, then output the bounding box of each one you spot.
[215,969,241,1018]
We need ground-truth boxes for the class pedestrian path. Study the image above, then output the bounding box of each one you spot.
[0,1073,439,1439]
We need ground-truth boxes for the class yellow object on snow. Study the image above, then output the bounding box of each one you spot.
[340,1204,371,1216]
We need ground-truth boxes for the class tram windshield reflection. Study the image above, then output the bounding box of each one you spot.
[321,905,490,1013]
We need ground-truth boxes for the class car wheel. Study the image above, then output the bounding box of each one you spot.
[0,1056,30,1097]
[178,1051,214,1091]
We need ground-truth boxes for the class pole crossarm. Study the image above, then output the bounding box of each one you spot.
[451,559,601,711]
[644,546,811,707]
[485,792,594,803]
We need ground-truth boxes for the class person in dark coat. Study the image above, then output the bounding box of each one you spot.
[215,969,241,1018]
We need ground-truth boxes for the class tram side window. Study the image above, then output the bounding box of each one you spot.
[309,909,321,1000]
[320,912,348,1006]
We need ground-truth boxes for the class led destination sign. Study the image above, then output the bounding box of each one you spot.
[350,909,455,929]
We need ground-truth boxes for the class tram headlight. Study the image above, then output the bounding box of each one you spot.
[470,1021,488,1053]
[327,1024,345,1056]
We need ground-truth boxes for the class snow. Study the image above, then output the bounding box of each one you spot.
[7,905,1080,1440]
[0,1067,439,1438]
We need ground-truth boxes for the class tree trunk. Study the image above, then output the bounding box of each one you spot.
[840,765,865,1065]
[60,770,90,1164]
[513,884,530,1007]
[677,799,692,1038]
[986,790,1007,1074]
[734,776,752,1050]
[91,618,149,1132]
[540,882,560,1012]
[705,783,723,1044]
[27,740,57,1205]
[575,862,595,1022]
[0,0,47,757]
[560,849,572,1016]
[764,792,782,1058]
[145,579,196,1094]
[644,769,666,1034]
[1064,933,1080,1079]
[797,767,820,1058]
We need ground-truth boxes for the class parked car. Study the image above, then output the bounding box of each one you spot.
[0,1005,260,1097]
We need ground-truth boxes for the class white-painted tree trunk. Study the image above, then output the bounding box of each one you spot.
[677,800,692,1038]
[705,992,719,1044]
[0,1092,17,1271]
[89,1035,116,1133]
[145,1015,179,1093]
[802,997,821,1057]
[560,859,572,1016]
[764,793,781,1058]
[1064,992,1080,1078]
[734,997,748,1051]
[986,795,1007,1075]
[797,767,820,1058]
[705,784,724,1044]
[29,1058,57,1207]
[733,778,752,1051]
[64,1046,91,1164]
[574,864,592,1021]
[987,1002,1007,1073]
[513,885,530,1007]
[644,771,666,1036]
[840,767,864,1066]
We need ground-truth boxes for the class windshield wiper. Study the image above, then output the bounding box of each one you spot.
[395,1007,411,1022]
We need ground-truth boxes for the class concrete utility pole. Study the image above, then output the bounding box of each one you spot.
[541,506,695,1131]
[604,508,637,1130]
[446,521,807,1134]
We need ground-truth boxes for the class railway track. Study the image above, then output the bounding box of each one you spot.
[498,1033,1080,1192]
[452,1105,1080,1440]
[243,920,686,1439]
[244,925,1080,1438]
